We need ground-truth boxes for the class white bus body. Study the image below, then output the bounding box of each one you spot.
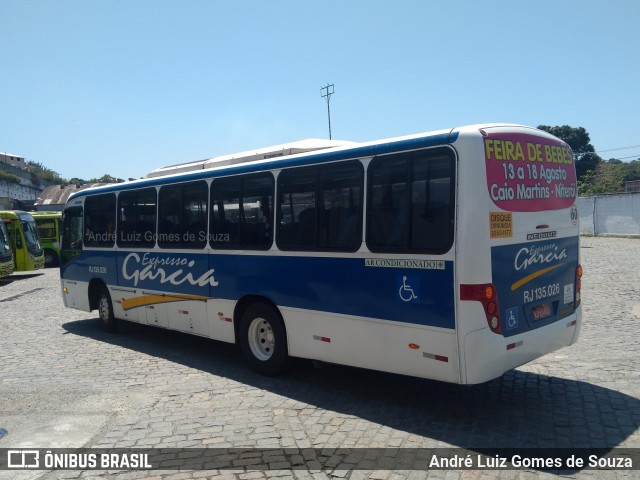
[60,124,582,384]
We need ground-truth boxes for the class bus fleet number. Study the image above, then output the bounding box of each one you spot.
[523,283,559,303]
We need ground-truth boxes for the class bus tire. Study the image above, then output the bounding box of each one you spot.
[239,303,289,376]
[97,286,117,333]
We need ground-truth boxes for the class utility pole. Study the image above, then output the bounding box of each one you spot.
[320,83,334,139]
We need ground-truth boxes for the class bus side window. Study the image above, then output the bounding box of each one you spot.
[368,157,409,250]
[182,183,208,248]
[277,161,363,252]
[118,188,157,248]
[319,161,363,251]
[211,173,273,249]
[159,181,207,249]
[277,168,316,250]
[84,194,116,247]
[241,174,273,248]
[211,177,241,247]
[410,154,455,252]
[367,148,455,254]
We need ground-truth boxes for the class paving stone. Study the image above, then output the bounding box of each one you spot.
[0,237,638,479]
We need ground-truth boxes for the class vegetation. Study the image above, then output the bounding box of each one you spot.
[537,125,601,180]
[88,174,125,184]
[578,159,640,195]
[26,161,65,184]
[537,125,639,195]
[0,171,21,184]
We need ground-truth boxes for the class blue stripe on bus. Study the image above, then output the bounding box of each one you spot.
[68,130,460,201]
[63,251,456,329]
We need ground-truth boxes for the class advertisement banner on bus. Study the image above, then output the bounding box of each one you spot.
[484,132,577,212]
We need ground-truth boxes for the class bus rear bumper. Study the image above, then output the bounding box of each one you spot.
[462,307,582,385]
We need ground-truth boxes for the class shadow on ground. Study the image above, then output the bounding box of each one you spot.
[0,273,43,286]
[62,317,640,472]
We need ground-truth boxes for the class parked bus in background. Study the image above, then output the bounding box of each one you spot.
[59,124,582,384]
[0,219,14,278]
[31,212,62,267]
[0,211,45,271]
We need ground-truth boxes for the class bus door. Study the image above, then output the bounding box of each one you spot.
[60,206,84,308]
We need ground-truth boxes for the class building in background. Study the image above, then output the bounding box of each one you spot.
[625,180,640,193]
[1,152,55,206]
[0,152,27,169]
[35,183,108,211]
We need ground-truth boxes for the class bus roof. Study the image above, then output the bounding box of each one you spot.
[30,211,62,218]
[146,139,357,178]
[0,210,36,221]
[67,123,535,203]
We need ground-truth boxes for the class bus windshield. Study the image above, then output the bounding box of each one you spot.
[21,218,42,253]
[0,221,13,277]
[0,222,10,256]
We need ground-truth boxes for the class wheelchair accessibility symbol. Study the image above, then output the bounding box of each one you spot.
[398,275,419,303]
[505,307,518,330]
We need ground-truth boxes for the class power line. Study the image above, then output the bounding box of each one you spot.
[608,154,640,161]
[596,144,640,153]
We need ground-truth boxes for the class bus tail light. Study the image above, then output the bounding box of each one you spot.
[575,264,583,308]
[460,283,502,334]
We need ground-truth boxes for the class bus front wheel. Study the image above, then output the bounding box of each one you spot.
[97,286,117,333]
[239,303,289,376]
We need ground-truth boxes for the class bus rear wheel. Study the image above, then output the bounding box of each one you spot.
[97,286,117,333]
[239,303,289,376]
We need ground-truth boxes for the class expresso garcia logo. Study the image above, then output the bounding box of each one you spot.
[122,253,219,287]
[514,243,567,271]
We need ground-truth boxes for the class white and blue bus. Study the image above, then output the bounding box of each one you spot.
[60,124,582,384]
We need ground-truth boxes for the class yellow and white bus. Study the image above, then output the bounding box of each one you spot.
[0,211,45,271]
[0,219,14,278]
[60,124,582,384]
[31,211,62,267]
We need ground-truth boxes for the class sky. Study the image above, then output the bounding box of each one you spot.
[1,0,639,181]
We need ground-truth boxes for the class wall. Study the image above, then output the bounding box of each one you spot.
[0,180,44,201]
[577,193,640,236]
[0,162,53,202]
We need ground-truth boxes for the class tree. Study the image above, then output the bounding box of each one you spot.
[88,174,124,183]
[537,125,601,180]
[25,160,64,184]
[578,162,624,195]
[618,160,640,183]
